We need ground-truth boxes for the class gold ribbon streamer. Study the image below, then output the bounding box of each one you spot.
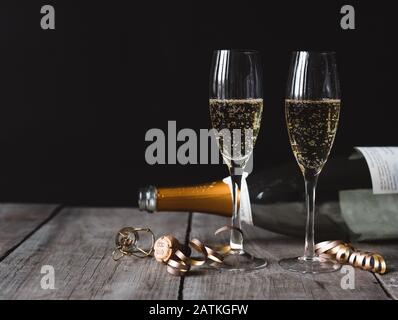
[315,240,387,274]
[164,227,242,275]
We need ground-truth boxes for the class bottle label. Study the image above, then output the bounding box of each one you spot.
[354,147,398,194]
[222,173,253,225]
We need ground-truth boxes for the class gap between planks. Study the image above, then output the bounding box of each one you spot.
[0,204,64,263]
[177,212,193,300]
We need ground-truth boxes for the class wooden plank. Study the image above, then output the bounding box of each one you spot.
[363,243,398,300]
[0,208,189,299]
[0,204,59,260]
[183,213,390,300]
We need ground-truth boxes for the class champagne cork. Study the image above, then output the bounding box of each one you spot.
[154,235,180,263]
[154,235,191,263]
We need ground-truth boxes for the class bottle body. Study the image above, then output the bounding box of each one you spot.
[138,156,398,241]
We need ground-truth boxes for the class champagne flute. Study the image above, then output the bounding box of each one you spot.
[279,51,341,273]
[209,49,267,271]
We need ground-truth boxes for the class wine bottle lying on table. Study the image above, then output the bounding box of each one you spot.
[139,155,398,242]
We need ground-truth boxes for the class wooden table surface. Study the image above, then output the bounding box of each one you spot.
[0,204,397,300]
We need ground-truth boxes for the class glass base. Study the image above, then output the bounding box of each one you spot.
[215,249,268,272]
[279,256,340,274]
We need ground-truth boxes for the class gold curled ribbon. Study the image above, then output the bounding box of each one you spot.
[189,239,208,266]
[164,226,243,276]
[165,238,208,275]
[315,240,387,274]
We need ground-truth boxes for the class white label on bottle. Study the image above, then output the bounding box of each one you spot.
[223,173,253,225]
[355,147,398,194]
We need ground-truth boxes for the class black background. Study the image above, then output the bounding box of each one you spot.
[0,0,396,205]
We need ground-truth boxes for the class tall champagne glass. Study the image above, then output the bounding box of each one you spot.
[209,49,267,271]
[279,51,341,273]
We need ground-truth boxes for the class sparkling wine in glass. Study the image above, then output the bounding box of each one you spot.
[209,49,267,271]
[279,51,341,274]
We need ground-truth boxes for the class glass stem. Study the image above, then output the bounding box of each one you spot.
[303,172,319,260]
[229,166,244,251]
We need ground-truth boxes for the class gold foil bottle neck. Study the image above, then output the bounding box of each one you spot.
[138,180,237,217]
